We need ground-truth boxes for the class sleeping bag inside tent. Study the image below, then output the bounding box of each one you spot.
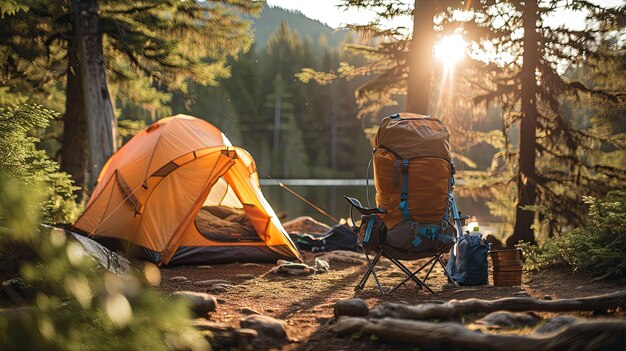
[73,115,302,265]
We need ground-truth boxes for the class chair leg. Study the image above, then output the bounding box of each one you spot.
[390,255,437,292]
[387,258,435,295]
[356,247,385,295]
[422,257,439,283]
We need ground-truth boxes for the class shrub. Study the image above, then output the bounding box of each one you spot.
[0,174,209,351]
[0,104,79,223]
[518,191,626,277]
[0,105,209,350]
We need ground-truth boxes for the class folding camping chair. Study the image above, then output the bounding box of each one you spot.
[345,173,466,294]
[345,112,469,295]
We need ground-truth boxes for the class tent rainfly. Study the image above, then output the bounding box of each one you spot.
[73,115,302,265]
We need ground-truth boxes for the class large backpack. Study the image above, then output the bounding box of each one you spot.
[365,112,456,257]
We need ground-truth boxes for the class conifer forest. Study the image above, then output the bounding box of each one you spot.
[0,1,625,350]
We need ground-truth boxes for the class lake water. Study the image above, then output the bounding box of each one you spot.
[260,181,501,234]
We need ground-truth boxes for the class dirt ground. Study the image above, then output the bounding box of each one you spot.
[158,252,626,350]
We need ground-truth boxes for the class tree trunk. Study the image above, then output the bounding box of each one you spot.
[73,0,117,187]
[60,35,89,202]
[508,0,539,247]
[405,0,437,115]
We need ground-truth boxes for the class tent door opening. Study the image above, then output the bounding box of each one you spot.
[193,176,262,243]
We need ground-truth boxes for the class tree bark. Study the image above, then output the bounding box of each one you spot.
[369,290,626,320]
[60,35,89,202]
[405,0,437,115]
[332,317,626,351]
[509,0,540,247]
[73,0,116,187]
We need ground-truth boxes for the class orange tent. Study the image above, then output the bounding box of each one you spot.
[73,115,301,265]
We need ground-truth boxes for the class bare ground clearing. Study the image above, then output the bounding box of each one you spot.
[159,252,626,350]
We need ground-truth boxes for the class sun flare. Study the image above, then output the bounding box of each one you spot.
[433,35,466,66]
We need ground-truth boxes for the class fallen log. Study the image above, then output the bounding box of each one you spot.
[192,319,258,347]
[370,290,626,320]
[333,316,626,351]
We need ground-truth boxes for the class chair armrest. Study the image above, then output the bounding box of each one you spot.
[344,196,386,215]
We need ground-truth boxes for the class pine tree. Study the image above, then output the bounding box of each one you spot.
[298,0,462,120]
[446,0,626,245]
[0,0,261,197]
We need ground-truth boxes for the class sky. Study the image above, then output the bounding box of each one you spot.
[266,0,624,31]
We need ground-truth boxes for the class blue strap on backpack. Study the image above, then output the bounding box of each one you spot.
[399,159,411,221]
[363,213,377,243]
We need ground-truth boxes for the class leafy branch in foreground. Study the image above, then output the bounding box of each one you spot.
[0,173,209,351]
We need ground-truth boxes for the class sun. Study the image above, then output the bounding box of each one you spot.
[433,34,466,66]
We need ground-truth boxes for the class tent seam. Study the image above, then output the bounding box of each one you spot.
[127,147,228,250]
[160,153,236,263]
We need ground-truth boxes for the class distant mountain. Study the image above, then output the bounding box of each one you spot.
[251,5,348,49]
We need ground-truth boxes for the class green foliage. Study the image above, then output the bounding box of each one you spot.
[0,0,28,17]
[0,104,79,223]
[0,0,262,116]
[518,191,626,277]
[0,174,209,351]
[445,0,626,236]
[171,19,372,178]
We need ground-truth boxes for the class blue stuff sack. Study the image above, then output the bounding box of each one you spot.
[446,232,489,286]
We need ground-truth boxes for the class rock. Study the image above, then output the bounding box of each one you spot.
[270,262,314,275]
[206,287,227,294]
[168,276,189,282]
[543,295,553,300]
[240,314,288,339]
[234,274,255,279]
[195,265,212,269]
[334,298,369,318]
[474,311,540,330]
[173,291,217,316]
[194,279,231,287]
[240,307,262,315]
[206,284,233,294]
[534,315,578,334]
[283,216,331,234]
